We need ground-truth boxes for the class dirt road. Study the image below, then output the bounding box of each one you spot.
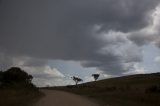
[34,90,99,106]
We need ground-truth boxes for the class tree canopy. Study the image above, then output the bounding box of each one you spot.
[92,74,100,81]
[0,67,34,88]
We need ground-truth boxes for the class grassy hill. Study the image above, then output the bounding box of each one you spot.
[47,73,160,106]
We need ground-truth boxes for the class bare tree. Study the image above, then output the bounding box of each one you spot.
[92,74,100,81]
[71,76,83,85]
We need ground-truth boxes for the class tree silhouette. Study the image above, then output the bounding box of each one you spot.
[92,74,100,81]
[0,71,3,86]
[0,67,34,88]
[3,67,33,83]
[71,76,83,85]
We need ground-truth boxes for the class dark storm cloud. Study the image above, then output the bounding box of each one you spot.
[156,41,160,48]
[0,52,13,70]
[128,32,155,46]
[0,0,160,75]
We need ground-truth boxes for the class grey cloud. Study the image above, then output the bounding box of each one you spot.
[156,41,160,48]
[127,32,157,46]
[0,0,160,75]
[0,50,48,70]
[81,37,142,75]
[0,52,13,70]
[127,3,160,47]
[21,58,47,67]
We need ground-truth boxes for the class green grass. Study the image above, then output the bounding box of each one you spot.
[46,73,160,106]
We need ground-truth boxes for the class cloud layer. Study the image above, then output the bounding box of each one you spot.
[0,0,160,83]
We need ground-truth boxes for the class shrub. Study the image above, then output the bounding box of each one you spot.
[146,84,160,93]
[0,67,35,88]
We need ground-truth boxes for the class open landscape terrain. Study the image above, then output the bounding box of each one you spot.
[0,87,42,106]
[46,73,160,106]
[1,67,160,106]
[0,67,43,106]
[1,0,160,106]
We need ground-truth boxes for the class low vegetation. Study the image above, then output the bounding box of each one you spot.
[0,67,43,106]
[47,73,160,106]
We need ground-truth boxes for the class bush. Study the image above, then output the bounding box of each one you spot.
[146,84,160,93]
[0,67,35,88]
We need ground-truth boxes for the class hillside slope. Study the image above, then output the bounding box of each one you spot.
[49,73,160,106]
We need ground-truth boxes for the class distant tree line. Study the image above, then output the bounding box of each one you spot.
[0,67,101,87]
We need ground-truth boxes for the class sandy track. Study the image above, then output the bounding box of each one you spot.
[34,89,99,106]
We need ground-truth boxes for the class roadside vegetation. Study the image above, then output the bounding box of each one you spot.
[0,67,43,106]
[47,73,160,106]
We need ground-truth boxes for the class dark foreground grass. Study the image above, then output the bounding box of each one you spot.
[0,67,44,106]
[46,73,160,106]
[0,87,43,106]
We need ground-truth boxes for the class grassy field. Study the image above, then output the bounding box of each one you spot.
[0,87,43,106]
[0,67,43,106]
[46,73,160,106]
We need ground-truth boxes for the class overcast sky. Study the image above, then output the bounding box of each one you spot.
[0,0,160,87]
